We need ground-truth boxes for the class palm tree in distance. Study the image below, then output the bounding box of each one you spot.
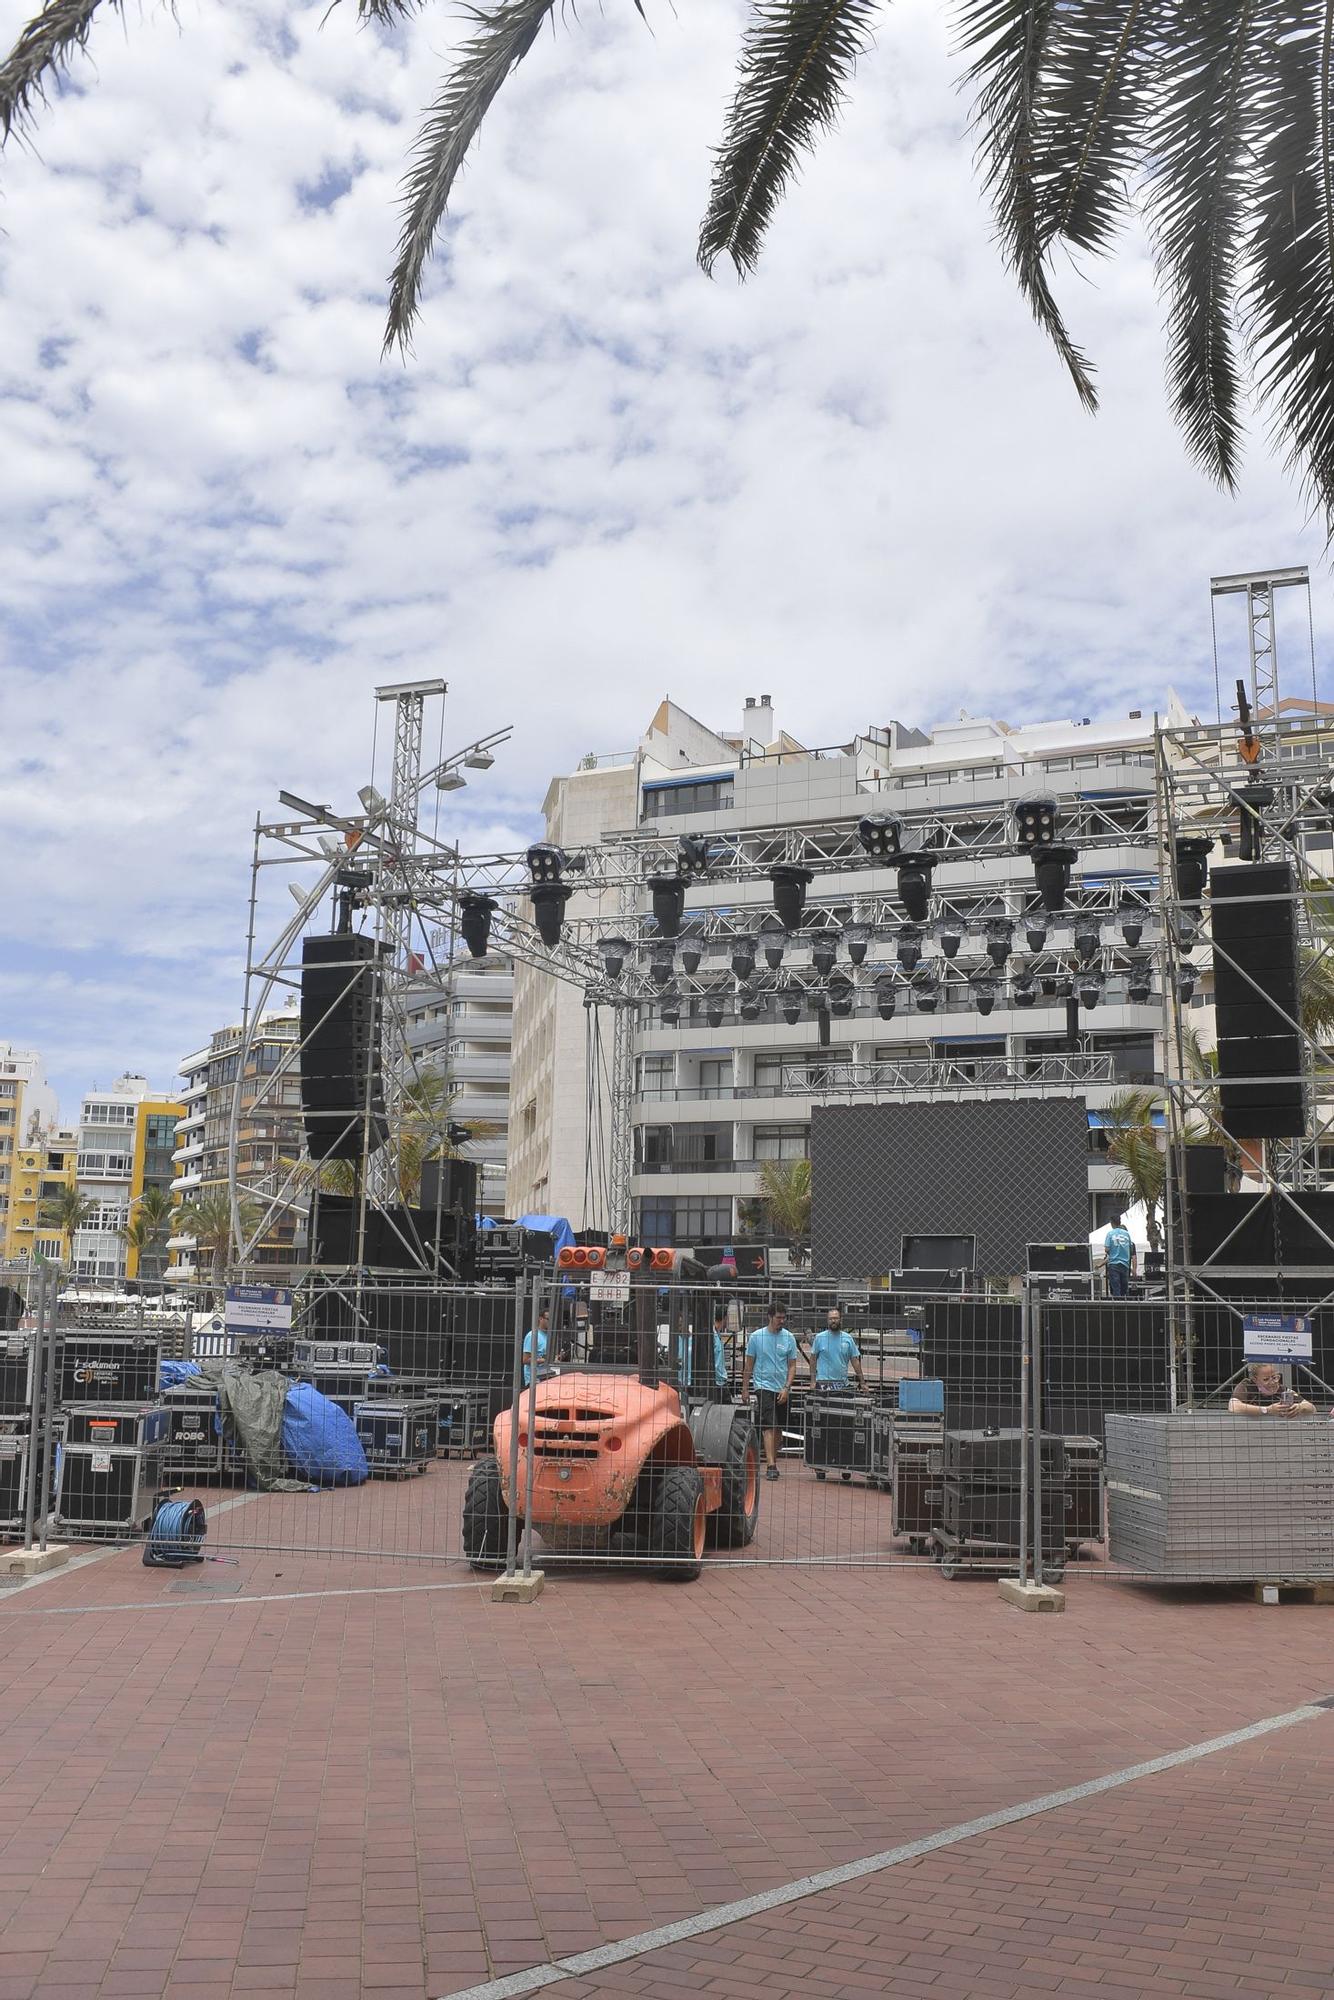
[37,1187,98,1270]
[6,1,1334,514]
[172,1187,263,1307]
[119,1185,175,1282]
[1100,1089,1166,1254]
[755,1157,813,1264]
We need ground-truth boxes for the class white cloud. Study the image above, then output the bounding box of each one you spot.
[0,0,1326,1109]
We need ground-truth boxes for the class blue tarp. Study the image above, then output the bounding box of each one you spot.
[160,1359,203,1389]
[281,1382,369,1485]
[516,1214,576,1258]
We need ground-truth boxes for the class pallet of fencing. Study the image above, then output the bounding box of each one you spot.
[1106,1413,1334,1580]
[54,1405,169,1540]
[353,1398,436,1477]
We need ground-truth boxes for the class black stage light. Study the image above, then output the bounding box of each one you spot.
[678,835,712,875]
[1076,969,1102,1010]
[660,989,681,1027]
[531,883,571,946]
[1173,834,1212,908]
[706,998,725,1029]
[895,853,936,922]
[739,989,761,1023]
[876,975,897,1021]
[897,925,923,972]
[937,916,964,959]
[972,973,996,1016]
[1012,971,1038,1009]
[985,918,1013,969]
[730,937,756,982]
[1127,958,1152,1003]
[459,893,497,959]
[679,937,703,976]
[811,933,837,977]
[1033,843,1078,912]
[1178,967,1196,1003]
[1024,915,1048,952]
[828,973,855,1018]
[1119,897,1145,949]
[913,972,940,1014]
[770,863,814,931]
[597,934,630,980]
[446,1121,470,1149]
[1233,782,1274,864]
[1177,915,1199,952]
[760,918,786,970]
[527,842,568,883]
[780,986,802,1026]
[857,814,902,859]
[1014,796,1059,850]
[843,922,870,966]
[648,946,674,988]
[649,874,687,938]
[1073,919,1101,963]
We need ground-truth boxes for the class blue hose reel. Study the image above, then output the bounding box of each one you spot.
[143,1498,208,1568]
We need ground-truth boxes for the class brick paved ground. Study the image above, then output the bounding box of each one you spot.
[1,1478,1332,2000]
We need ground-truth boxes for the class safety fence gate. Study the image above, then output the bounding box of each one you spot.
[5,1272,1330,1588]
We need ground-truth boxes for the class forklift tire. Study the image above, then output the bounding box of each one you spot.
[462,1457,509,1571]
[651,1464,706,1582]
[708,1415,761,1550]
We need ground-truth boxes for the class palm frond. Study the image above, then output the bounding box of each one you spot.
[0,0,116,142]
[1030,0,1154,257]
[384,0,561,354]
[698,0,882,278]
[1142,0,1272,490]
[959,0,1098,408]
[1248,12,1334,522]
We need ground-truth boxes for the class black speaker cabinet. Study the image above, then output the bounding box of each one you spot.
[1211,863,1304,1138]
[419,1158,479,1218]
[1183,1146,1228,1195]
[299,933,389,1161]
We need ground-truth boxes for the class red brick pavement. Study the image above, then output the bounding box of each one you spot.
[0,1482,1331,2000]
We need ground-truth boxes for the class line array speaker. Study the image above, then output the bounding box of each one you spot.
[299,933,389,1161]
[1210,863,1304,1139]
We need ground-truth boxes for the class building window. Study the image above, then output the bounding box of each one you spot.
[697,1058,733,1098]
[754,1125,808,1161]
[636,1196,733,1242]
[641,779,735,819]
[638,1056,673,1096]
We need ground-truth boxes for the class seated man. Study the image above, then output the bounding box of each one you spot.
[1228,1361,1316,1417]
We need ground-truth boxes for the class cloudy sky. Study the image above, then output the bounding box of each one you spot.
[1,0,1328,1115]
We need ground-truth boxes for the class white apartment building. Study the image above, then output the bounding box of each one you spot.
[402,952,513,1216]
[507,693,1218,1246]
[73,1074,154,1281]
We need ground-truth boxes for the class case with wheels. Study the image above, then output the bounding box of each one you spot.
[804,1397,876,1484]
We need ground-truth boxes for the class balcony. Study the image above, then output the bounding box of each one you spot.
[451,1053,511,1084]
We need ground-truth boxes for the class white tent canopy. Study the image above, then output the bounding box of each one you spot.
[1088,1200,1154,1259]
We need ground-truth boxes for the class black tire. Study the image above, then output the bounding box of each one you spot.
[815,1469,826,1482]
[651,1464,706,1582]
[462,1457,509,1571]
[708,1416,761,1550]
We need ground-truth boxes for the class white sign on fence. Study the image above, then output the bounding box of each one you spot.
[589,1270,631,1303]
[224,1285,293,1337]
[1242,1313,1313,1364]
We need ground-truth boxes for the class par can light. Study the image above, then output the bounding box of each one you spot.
[857,813,902,859]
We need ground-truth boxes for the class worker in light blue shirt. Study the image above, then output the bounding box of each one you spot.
[522,1308,552,1387]
[742,1303,799,1480]
[810,1308,866,1393]
[1103,1217,1135,1299]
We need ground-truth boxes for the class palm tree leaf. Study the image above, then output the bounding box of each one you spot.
[0,0,117,141]
[958,0,1098,408]
[698,0,883,278]
[1029,0,1155,257]
[384,0,561,353]
[1248,11,1334,520]
[1142,0,1273,490]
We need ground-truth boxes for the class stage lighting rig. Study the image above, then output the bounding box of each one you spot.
[528,842,584,946]
[875,975,897,1021]
[896,925,923,972]
[649,874,687,938]
[843,922,871,966]
[730,935,757,982]
[912,972,940,1014]
[1076,968,1102,1009]
[1126,959,1152,1003]
[1233,782,1274,864]
[857,814,902,859]
[597,935,629,979]
[1014,796,1059,850]
[1119,897,1145,949]
[739,989,762,1023]
[770,863,814,931]
[1032,844,1079,912]
[1024,912,1048,952]
[811,933,838,977]
[459,893,497,959]
[678,835,713,876]
[680,935,703,976]
[660,989,681,1027]
[1012,970,1037,1009]
[648,945,675,988]
[780,986,802,1026]
[1073,919,1101,963]
[828,973,855,1018]
[706,997,725,1029]
[895,852,936,922]
[1178,966,1197,1004]
[1173,834,1212,909]
[937,915,964,959]
[984,918,1013,969]
[971,973,997,1016]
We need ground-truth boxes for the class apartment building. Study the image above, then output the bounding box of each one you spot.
[0,1045,59,1256]
[508,693,1222,1244]
[72,1075,155,1281]
[402,951,513,1216]
[3,1128,78,1267]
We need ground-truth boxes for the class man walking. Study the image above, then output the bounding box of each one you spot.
[1103,1215,1135,1299]
[742,1301,799,1480]
[810,1306,866,1394]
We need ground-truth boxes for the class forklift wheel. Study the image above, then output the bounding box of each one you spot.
[814,1469,826,1481]
[707,1414,761,1549]
[652,1465,706,1582]
[461,1458,508,1571]
[840,1472,851,1484]
[939,1561,958,1581]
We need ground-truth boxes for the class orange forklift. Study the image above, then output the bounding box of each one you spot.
[461,1242,760,1580]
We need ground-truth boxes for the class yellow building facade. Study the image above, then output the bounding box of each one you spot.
[125,1097,186,1281]
[3,1129,78,1266]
